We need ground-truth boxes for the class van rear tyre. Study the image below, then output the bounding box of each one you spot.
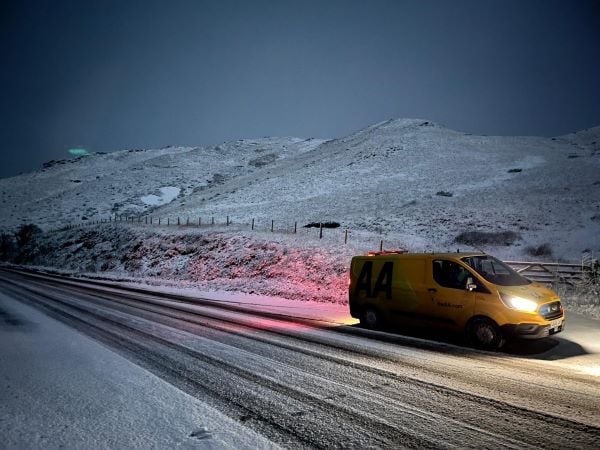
[467,318,505,350]
[361,307,380,330]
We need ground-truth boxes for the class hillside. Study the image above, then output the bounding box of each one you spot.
[0,137,322,230]
[1,119,599,260]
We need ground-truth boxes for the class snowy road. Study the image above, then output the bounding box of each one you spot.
[1,268,599,449]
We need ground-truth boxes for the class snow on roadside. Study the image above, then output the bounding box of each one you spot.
[0,291,277,449]
[31,224,356,304]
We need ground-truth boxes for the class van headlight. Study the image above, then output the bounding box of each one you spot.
[499,293,538,313]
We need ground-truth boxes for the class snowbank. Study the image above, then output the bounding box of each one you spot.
[0,291,276,449]
[28,224,356,304]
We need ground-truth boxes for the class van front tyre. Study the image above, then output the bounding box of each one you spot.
[467,318,505,350]
[361,307,380,330]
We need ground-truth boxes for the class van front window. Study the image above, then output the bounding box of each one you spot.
[461,256,531,286]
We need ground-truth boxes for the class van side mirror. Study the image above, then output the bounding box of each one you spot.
[466,277,477,291]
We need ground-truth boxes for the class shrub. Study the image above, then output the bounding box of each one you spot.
[303,222,340,229]
[0,233,17,261]
[525,243,553,257]
[436,191,453,197]
[454,230,521,246]
[15,224,42,247]
[560,262,600,309]
[507,168,522,173]
[12,223,45,264]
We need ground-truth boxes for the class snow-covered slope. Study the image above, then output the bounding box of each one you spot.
[0,137,323,230]
[1,119,599,260]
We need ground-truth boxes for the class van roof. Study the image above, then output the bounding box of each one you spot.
[354,252,487,259]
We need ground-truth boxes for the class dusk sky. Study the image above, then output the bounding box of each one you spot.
[1,0,599,178]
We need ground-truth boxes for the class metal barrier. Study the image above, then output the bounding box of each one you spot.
[505,261,585,286]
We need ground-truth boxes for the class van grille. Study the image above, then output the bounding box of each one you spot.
[539,301,562,320]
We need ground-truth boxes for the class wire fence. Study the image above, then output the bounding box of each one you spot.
[50,214,355,242]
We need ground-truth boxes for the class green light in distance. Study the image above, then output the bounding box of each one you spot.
[68,148,90,157]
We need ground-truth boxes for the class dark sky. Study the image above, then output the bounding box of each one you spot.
[1,0,599,178]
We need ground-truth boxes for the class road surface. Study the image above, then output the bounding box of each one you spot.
[1,268,599,449]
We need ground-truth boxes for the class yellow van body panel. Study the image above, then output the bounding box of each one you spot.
[349,252,565,340]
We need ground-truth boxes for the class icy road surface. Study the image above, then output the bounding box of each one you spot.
[1,269,599,449]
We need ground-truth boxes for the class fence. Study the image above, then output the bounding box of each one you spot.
[50,214,348,240]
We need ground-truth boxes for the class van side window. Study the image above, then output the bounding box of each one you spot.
[433,260,472,290]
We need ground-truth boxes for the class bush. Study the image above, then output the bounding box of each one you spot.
[562,263,600,309]
[14,223,43,264]
[436,191,453,197]
[15,224,42,247]
[454,230,521,246]
[507,168,522,173]
[525,243,553,257]
[303,222,340,229]
[0,233,17,261]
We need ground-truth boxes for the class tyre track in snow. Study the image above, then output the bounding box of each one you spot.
[0,278,450,448]
[1,270,599,449]
[5,266,598,427]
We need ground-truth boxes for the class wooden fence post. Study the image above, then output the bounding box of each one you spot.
[177,217,180,225]
[271,220,274,232]
[251,218,254,230]
[294,222,297,233]
[380,240,383,252]
[226,216,229,226]
[319,223,323,239]
[212,216,214,225]
[345,229,348,244]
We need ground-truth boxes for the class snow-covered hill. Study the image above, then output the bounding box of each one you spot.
[1,119,599,260]
[0,137,323,229]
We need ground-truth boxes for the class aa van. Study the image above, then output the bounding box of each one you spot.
[349,251,564,349]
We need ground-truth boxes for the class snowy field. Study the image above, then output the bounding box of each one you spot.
[1,118,598,262]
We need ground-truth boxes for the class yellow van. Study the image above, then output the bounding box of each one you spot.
[349,251,565,349]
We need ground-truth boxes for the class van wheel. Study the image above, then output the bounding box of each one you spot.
[467,318,505,350]
[361,307,380,330]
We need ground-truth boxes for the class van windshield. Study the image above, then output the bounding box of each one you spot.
[461,255,531,286]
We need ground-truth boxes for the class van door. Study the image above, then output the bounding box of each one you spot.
[388,257,429,319]
[428,259,478,327]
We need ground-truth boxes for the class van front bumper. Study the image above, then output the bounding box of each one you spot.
[501,321,565,339]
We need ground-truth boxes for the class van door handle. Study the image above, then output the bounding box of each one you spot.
[428,288,437,293]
